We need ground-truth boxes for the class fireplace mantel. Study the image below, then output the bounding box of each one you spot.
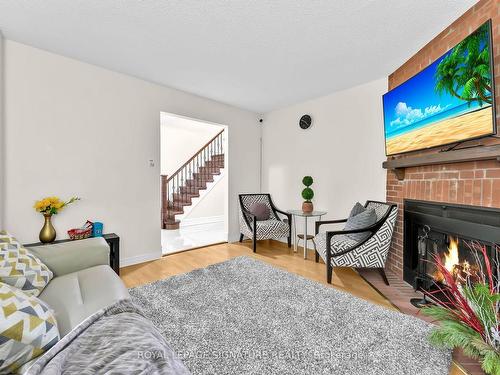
[382,144,500,180]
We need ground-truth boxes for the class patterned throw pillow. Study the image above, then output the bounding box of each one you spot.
[0,232,53,296]
[344,208,377,242]
[0,282,60,373]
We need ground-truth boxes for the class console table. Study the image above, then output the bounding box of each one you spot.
[25,233,120,275]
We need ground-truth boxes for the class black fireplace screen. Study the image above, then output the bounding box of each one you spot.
[416,225,490,291]
[404,200,500,290]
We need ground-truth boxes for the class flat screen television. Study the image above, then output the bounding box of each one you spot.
[383,20,496,156]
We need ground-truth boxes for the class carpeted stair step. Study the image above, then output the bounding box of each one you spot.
[178,186,201,195]
[196,166,222,176]
[191,173,215,183]
[172,193,197,203]
[162,150,225,231]
[211,154,224,161]
[163,219,180,230]
[166,209,183,219]
[185,179,208,188]
[204,161,224,169]
[169,202,189,211]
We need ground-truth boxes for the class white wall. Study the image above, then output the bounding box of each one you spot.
[0,31,4,228]
[160,114,223,176]
[262,78,387,238]
[3,41,260,266]
[184,172,227,220]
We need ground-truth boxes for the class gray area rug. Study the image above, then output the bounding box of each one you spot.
[129,256,451,375]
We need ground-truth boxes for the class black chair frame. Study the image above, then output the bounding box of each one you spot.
[238,193,292,252]
[314,200,397,285]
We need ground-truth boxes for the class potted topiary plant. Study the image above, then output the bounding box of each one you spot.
[301,176,314,213]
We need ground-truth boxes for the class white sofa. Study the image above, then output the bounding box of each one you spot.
[26,237,129,336]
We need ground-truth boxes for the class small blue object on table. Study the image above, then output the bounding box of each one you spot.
[92,222,104,237]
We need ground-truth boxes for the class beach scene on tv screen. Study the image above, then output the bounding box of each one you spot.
[384,22,494,156]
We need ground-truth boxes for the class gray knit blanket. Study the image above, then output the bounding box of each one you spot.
[24,299,191,375]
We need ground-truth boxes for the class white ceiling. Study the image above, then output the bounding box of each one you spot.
[0,0,476,113]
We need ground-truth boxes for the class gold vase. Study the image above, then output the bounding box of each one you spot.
[39,214,56,243]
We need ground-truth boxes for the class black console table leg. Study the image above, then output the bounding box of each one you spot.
[103,234,120,275]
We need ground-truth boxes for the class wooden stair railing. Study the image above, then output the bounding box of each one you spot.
[161,129,225,229]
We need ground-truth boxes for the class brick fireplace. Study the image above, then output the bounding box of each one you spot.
[385,0,500,279]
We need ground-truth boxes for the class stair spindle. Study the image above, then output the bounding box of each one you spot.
[209,143,211,174]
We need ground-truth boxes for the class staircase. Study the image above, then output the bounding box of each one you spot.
[161,129,225,230]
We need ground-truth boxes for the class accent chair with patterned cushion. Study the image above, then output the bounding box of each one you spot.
[314,201,398,285]
[239,194,292,252]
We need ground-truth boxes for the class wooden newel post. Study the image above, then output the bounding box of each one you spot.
[161,175,168,229]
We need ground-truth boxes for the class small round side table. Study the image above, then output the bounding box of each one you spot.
[287,210,327,259]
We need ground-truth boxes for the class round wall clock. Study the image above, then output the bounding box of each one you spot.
[299,114,312,130]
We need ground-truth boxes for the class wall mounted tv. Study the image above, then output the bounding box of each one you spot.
[383,20,496,156]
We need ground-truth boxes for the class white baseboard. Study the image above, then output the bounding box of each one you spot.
[180,215,224,228]
[120,251,160,268]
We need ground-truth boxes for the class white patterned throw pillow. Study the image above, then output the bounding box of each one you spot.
[0,232,53,296]
[0,282,60,373]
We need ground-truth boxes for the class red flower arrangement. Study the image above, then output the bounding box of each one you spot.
[422,242,500,375]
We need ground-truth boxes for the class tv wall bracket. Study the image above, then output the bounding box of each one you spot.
[382,144,500,181]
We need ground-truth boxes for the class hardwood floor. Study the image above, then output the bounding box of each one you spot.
[121,239,466,375]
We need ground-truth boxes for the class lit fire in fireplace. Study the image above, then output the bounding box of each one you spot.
[444,237,461,272]
[433,237,477,284]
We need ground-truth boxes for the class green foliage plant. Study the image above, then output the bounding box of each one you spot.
[301,176,314,202]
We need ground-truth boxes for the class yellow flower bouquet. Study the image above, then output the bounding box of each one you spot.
[34,196,80,243]
[34,196,80,216]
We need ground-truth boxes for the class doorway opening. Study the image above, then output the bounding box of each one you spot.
[160,112,228,254]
